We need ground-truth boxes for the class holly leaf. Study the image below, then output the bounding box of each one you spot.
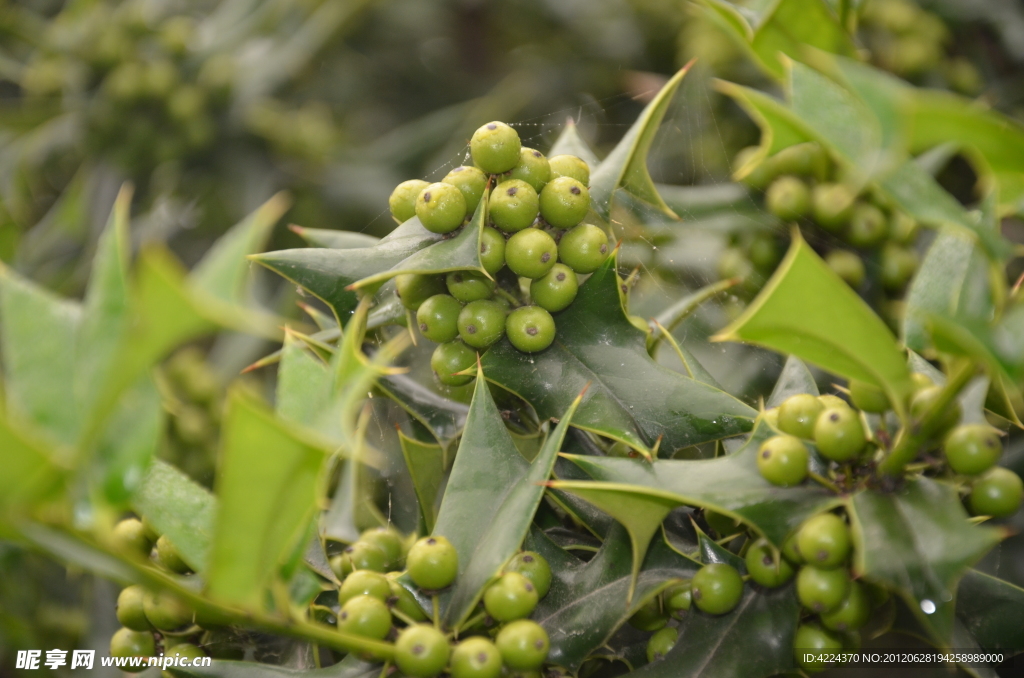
[291,226,381,250]
[526,526,698,671]
[0,414,64,513]
[766,356,819,408]
[714,81,812,179]
[956,569,1024,653]
[698,531,746,570]
[547,117,600,168]
[590,65,691,220]
[377,371,469,444]
[714,231,914,417]
[432,366,582,627]
[846,477,1004,646]
[132,460,217,573]
[482,254,756,458]
[903,231,976,353]
[398,431,447,533]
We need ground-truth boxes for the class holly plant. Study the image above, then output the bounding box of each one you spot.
[2,56,1024,678]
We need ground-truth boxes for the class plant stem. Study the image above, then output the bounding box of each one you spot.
[389,608,418,627]
[457,611,487,635]
[432,594,441,629]
[808,471,841,494]
[494,288,521,307]
[878,361,975,477]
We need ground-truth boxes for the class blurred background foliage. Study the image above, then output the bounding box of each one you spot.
[4,0,1024,673]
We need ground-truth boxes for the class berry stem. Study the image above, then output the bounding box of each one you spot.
[457,611,488,635]
[807,471,841,494]
[878,361,976,476]
[389,608,419,627]
[493,288,522,307]
[432,594,441,629]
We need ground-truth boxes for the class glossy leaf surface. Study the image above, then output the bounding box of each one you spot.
[956,570,1024,652]
[398,431,446,533]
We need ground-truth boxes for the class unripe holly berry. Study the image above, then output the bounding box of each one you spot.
[447,270,495,303]
[443,166,487,215]
[797,566,850,613]
[506,229,558,279]
[717,247,756,291]
[155,535,191,574]
[820,581,870,632]
[663,582,692,617]
[339,540,388,573]
[814,407,866,462]
[969,467,1023,518]
[539,177,590,229]
[506,306,556,353]
[558,223,609,274]
[691,563,744,615]
[628,595,668,631]
[812,183,856,232]
[848,379,889,413]
[880,243,918,292]
[507,148,551,193]
[777,393,824,440]
[490,179,540,233]
[116,585,151,631]
[142,589,193,631]
[458,300,506,349]
[910,385,961,436]
[748,233,782,272]
[416,182,467,234]
[360,527,405,570]
[772,143,826,178]
[395,624,450,678]
[794,623,843,673]
[797,513,851,569]
[112,518,153,559]
[484,572,539,622]
[165,643,206,662]
[944,425,1002,476]
[530,264,578,312]
[450,636,502,678]
[387,572,429,622]
[430,340,476,387]
[339,570,392,605]
[390,180,430,223]
[745,538,795,588]
[337,594,392,639]
[818,394,849,410]
[407,536,458,590]
[757,434,809,487]
[889,211,919,245]
[396,274,447,311]
[505,551,552,598]
[646,626,679,663]
[733,147,776,190]
[782,532,803,564]
[548,155,590,186]
[825,250,865,288]
[846,203,888,248]
[417,294,463,343]
[765,176,811,221]
[471,122,522,175]
[110,628,155,671]
[479,227,506,275]
[495,620,549,671]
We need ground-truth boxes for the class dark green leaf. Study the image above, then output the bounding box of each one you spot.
[847,477,1004,645]
[956,569,1024,652]
[292,226,381,250]
[766,356,819,409]
[483,254,755,458]
[132,460,216,573]
[398,431,446,533]
[698,531,745,571]
[377,372,468,443]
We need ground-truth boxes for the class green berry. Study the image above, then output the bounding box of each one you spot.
[777,393,825,440]
[558,223,609,274]
[390,180,430,223]
[757,434,809,487]
[944,424,1002,476]
[849,379,889,413]
[387,573,429,622]
[733,146,775,190]
[417,295,463,343]
[395,624,450,678]
[431,340,476,387]
[820,582,870,632]
[910,385,962,436]
[496,620,549,671]
[443,166,487,215]
[530,264,578,312]
[814,407,866,462]
[142,589,193,631]
[110,628,155,670]
[880,243,918,292]
[396,274,447,311]
[490,179,540,233]
[165,643,206,661]
[748,233,782,272]
[479,227,506,275]
[772,143,827,177]
[825,249,865,288]
[782,532,803,564]
[447,270,496,303]
[407,536,458,590]
[339,570,392,605]
[797,513,851,569]
[484,572,539,622]
[548,155,590,186]
[155,535,190,573]
[911,372,934,393]
[112,518,153,558]
[337,594,392,640]
[539,176,590,229]
[690,563,743,615]
[471,122,522,174]
[704,510,742,537]
[116,585,151,631]
[717,247,757,291]
[846,203,888,248]
[812,183,856,231]
[360,527,405,570]
[506,229,558,279]
[646,626,679,663]
[664,582,692,617]
[818,395,848,410]
[507,148,551,193]
[450,636,502,678]
[506,306,556,353]
[416,182,467,234]
[794,623,843,673]
[340,541,388,573]
[765,176,811,221]
[889,211,919,245]
[506,551,552,598]
[797,566,850,613]
[458,299,507,349]
[745,538,795,587]
[628,595,668,631]
[969,467,1023,518]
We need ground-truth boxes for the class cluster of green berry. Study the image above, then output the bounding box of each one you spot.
[726,142,920,325]
[160,348,224,485]
[386,121,610,385]
[328,528,554,678]
[107,517,230,670]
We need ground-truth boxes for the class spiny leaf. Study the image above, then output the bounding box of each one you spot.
[131,460,216,573]
[904,231,975,353]
[648,277,738,354]
[398,431,446,533]
[956,569,1024,652]
[377,371,468,444]
[291,226,380,250]
[766,356,819,408]
[0,413,64,513]
[547,117,600,168]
